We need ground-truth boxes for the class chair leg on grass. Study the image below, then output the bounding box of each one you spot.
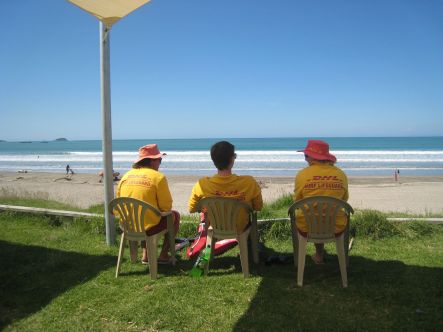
[238,231,250,278]
[291,219,299,267]
[344,223,350,267]
[115,233,126,278]
[167,215,177,266]
[204,228,214,276]
[250,223,259,264]
[147,237,159,280]
[336,235,348,287]
[297,234,307,287]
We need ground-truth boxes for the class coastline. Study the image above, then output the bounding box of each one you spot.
[1,171,443,215]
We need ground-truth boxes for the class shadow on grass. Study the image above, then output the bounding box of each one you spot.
[234,248,443,331]
[0,240,115,329]
[161,254,247,277]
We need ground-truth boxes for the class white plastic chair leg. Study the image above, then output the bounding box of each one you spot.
[297,234,308,287]
[147,235,159,280]
[291,219,299,267]
[167,214,177,266]
[115,233,126,278]
[204,227,214,276]
[238,230,250,278]
[344,222,350,267]
[250,222,259,264]
[336,235,348,287]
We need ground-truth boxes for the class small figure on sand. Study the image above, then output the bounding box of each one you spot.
[98,169,120,183]
[66,164,74,177]
[394,168,400,182]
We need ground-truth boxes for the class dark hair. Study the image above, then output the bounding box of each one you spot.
[132,158,153,169]
[210,141,235,170]
[305,154,334,165]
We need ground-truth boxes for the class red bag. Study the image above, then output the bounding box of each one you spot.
[186,222,238,259]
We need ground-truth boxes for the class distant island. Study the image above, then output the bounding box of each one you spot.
[0,140,6,143]
[54,138,68,141]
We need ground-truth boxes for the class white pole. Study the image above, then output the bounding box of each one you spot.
[100,21,115,245]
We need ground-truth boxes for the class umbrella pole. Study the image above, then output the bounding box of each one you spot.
[100,22,115,245]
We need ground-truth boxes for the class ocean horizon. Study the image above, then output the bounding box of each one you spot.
[1,137,442,177]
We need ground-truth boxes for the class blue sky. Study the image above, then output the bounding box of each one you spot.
[1,0,442,141]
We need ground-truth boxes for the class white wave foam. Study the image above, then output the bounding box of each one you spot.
[67,150,443,156]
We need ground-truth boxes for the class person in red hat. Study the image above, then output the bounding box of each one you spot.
[294,140,349,264]
[117,144,180,264]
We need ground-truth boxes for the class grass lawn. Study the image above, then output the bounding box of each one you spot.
[1,205,443,331]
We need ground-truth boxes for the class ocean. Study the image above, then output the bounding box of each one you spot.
[1,137,442,177]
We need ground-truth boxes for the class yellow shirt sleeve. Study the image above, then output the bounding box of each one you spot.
[251,180,263,211]
[342,176,349,202]
[188,182,203,213]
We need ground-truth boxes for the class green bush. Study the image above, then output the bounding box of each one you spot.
[258,194,293,220]
[350,209,400,239]
[395,221,441,239]
[262,221,292,241]
[407,221,436,236]
[178,221,199,239]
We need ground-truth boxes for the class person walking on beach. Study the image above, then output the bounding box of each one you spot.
[66,164,74,177]
[294,140,349,264]
[188,140,263,232]
[394,168,400,182]
[117,144,180,264]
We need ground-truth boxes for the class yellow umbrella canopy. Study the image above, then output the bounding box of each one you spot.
[68,0,151,26]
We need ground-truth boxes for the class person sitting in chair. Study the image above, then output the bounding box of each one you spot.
[188,140,263,232]
[117,144,180,264]
[294,140,349,264]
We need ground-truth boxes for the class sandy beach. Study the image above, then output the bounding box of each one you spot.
[1,171,443,215]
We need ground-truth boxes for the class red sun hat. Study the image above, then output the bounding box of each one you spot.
[134,144,166,164]
[298,140,336,162]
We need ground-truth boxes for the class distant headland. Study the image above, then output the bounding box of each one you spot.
[0,138,70,143]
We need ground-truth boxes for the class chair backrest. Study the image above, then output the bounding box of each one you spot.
[196,197,253,237]
[109,197,161,240]
[288,196,354,240]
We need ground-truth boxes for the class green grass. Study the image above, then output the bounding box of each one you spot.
[1,205,443,331]
[0,194,104,214]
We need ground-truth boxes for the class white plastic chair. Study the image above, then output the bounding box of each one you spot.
[109,197,176,280]
[196,197,259,278]
[288,196,354,287]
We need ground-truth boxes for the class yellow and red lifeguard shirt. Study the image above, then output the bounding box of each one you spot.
[117,168,172,231]
[188,174,263,232]
[293,162,349,233]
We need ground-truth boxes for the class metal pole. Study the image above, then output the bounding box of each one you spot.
[100,21,115,245]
